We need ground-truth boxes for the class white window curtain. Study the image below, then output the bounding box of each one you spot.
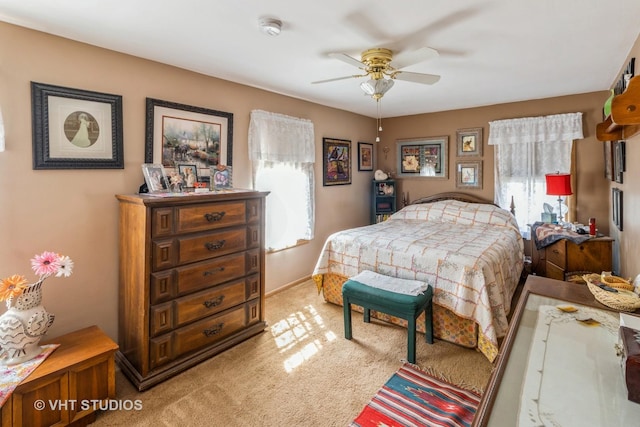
[489,112,583,236]
[249,110,315,251]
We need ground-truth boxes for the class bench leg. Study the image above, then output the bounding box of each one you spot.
[425,301,434,344]
[363,308,371,323]
[407,317,417,364]
[343,300,352,340]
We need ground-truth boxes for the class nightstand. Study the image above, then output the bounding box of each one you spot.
[542,236,614,280]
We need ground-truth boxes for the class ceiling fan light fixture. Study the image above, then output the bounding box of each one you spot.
[259,18,282,36]
[360,78,394,99]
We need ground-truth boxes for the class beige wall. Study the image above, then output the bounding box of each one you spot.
[1,20,638,344]
[0,22,376,341]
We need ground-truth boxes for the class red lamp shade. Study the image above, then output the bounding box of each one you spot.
[545,173,573,196]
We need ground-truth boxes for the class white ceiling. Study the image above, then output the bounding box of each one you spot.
[1,0,639,119]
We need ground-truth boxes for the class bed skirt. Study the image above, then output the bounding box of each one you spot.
[314,273,498,362]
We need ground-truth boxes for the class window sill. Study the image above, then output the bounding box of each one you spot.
[266,239,310,254]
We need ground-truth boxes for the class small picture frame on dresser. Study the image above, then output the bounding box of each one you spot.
[142,163,169,193]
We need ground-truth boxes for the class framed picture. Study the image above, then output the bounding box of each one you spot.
[456,160,483,189]
[612,188,623,231]
[31,82,123,169]
[141,164,169,193]
[396,136,448,178]
[358,142,374,171]
[603,141,613,181]
[613,140,626,183]
[177,163,199,188]
[145,98,233,176]
[211,165,233,190]
[323,138,351,186]
[456,127,483,157]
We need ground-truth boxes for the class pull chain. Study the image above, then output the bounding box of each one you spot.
[376,99,383,142]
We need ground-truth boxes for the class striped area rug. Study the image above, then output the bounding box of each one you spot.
[350,362,481,427]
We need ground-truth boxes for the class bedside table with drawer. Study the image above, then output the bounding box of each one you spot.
[542,236,614,280]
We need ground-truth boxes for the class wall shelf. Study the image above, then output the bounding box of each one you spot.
[597,75,640,141]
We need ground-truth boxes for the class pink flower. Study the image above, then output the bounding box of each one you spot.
[31,251,61,278]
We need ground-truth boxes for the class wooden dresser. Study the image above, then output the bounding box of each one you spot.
[115,191,268,391]
[542,236,613,280]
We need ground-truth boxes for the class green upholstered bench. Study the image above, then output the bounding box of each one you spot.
[342,276,434,364]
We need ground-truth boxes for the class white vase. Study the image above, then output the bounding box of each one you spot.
[0,280,55,365]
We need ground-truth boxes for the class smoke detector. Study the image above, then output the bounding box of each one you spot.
[259,18,282,36]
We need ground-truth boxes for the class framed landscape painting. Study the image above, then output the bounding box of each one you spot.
[145,98,233,177]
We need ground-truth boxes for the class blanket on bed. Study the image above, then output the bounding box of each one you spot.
[313,200,524,352]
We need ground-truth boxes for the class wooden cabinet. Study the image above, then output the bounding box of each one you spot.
[541,237,613,280]
[116,191,268,391]
[597,75,640,141]
[371,179,396,223]
[0,326,118,427]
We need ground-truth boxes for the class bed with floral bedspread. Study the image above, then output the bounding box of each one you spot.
[312,196,524,362]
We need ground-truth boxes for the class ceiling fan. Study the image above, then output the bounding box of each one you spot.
[312,46,441,99]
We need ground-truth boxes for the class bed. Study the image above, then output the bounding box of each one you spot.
[312,192,524,362]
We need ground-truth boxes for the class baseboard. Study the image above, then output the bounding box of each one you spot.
[266,275,312,298]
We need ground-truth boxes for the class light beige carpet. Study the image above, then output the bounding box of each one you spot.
[93,279,493,426]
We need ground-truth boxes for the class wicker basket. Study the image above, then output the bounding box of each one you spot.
[601,274,634,291]
[584,273,640,312]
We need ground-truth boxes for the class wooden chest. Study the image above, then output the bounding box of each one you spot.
[620,326,640,404]
[116,191,268,391]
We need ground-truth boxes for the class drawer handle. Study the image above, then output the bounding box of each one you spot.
[203,323,224,337]
[203,295,225,308]
[204,211,226,222]
[552,249,560,254]
[203,267,225,276]
[205,240,226,251]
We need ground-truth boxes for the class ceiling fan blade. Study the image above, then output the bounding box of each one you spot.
[328,52,365,68]
[311,75,359,84]
[392,47,439,70]
[393,71,441,85]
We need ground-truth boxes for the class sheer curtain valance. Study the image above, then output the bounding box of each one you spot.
[488,112,583,146]
[248,110,314,163]
[489,112,583,236]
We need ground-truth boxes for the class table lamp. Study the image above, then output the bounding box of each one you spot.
[545,172,572,223]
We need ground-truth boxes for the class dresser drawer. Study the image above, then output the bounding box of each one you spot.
[176,201,248,234]
[150,278,248,337]
[545,240,566,269]
[149,304,247,369]
[151,227,248,270]
[545,261,565,281]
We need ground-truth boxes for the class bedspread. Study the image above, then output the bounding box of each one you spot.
[312,200,524,356]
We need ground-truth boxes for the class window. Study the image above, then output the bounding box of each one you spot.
[249,110,315,251]
[489,113,583,237]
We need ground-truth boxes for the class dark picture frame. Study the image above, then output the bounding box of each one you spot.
[396,136,448,178]
[145,98,233,175]
[357,142,374,171]
[603,141,613,181]
[456,127,483,157]
[31,82,123,169]
[323,137,351,186]
[613,140,626,184]
[456,160,483,189]
[612,188,623,231]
